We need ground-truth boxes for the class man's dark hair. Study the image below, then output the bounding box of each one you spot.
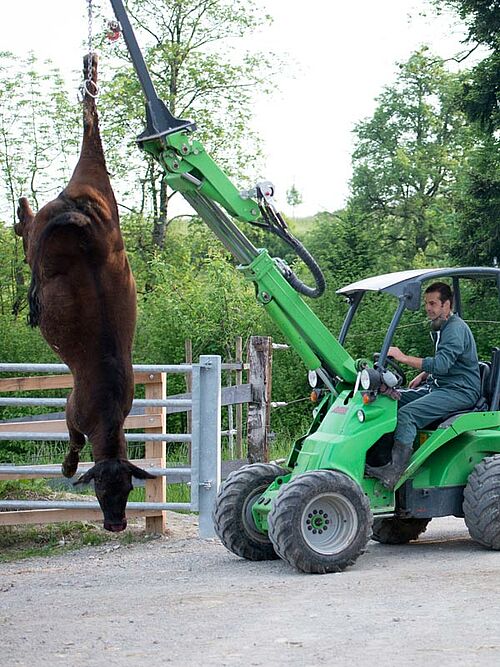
[424,282,453,307]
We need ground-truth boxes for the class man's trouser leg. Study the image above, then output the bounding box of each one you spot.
[395,387,477,446]
[366,387,475,489]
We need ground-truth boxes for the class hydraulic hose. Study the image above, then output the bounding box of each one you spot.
[273,228,326,299]
[254,186,326,299]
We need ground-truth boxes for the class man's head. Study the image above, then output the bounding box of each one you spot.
[424,282,453,330]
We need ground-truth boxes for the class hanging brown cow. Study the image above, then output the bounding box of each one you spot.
[14,54,155,532]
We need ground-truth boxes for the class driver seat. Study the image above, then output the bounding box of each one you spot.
[437,351,499,429]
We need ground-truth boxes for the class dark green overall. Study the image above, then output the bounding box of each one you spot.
[395,314,481,446]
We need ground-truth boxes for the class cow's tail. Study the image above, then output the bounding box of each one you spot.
[27,276,41,328]
[27,212,91,328]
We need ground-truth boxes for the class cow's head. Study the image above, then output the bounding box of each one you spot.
[74,459,156,532]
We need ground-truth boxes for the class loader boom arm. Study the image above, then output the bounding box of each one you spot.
[109,0,357,384]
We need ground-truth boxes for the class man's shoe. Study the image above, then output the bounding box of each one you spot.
[365,441,413,489]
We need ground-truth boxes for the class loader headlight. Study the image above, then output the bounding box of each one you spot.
[308,370,318,388]
[360,368,381,391]
[357,409,366,423]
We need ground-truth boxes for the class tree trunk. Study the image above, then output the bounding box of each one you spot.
[152,179,168,249]
[11,251,26,318]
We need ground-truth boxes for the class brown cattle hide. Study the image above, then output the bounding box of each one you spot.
[14,54,155,532]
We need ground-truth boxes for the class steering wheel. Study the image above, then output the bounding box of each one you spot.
[373,353,407,388]
[385,356,407,387]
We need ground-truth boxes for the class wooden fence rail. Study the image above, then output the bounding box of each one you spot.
[0,337,275,532]
[0,370,171,531]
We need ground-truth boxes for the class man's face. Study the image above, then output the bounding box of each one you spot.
[424,291,451,323]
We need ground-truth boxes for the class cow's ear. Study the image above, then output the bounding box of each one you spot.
[15,197,35,235]
[126,461,156,480]
[74,466,96,486]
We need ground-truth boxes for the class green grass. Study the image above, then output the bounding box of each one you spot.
[0,521,159,562]
[128,484,190,504]
[0,478,54,499]
[0,479,186,561]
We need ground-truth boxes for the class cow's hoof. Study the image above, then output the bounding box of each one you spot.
[62,453,79,478]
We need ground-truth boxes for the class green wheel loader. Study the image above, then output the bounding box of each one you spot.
[214,267,500,573]
[110,0,500,574]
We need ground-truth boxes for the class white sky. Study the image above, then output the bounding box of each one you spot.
[1,1,477,217]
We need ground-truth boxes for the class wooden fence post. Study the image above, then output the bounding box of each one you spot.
[235,336,243,459]
[227,372,234,457]
[185,339,193,461]
[246,336,272,463]
[144,372,167,533]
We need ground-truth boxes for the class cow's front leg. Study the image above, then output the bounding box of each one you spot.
[62,396,86,478]
[62,426,86,478]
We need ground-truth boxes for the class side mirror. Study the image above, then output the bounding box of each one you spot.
[404,281,421,311]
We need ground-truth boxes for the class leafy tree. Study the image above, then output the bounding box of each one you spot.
[450,136,500,266]
[0,52,80,317]
[460,51,500,134]
[430,2,499,267]
[0,53,79,219]
[304,210,378,291]
[349,49,473,266]
[132,219,267,364]
[431,0,499,133]
[431,0,499,48]
[97,0,278,248]
[286,184,303,220]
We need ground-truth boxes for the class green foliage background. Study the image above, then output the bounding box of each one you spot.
[0,0,498,459]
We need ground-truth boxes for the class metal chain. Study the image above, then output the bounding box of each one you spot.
[86,0,93,76]
[80,0,99,100]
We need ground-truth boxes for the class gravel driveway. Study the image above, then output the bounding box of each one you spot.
[1,515,500,666]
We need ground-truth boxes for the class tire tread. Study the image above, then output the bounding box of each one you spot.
[212,463,287,561]
[268,470,372,574]
[464,455,500,549]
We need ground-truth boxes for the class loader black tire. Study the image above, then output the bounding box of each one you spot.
[371,517,431,544]
[267,470,372,574]
[463,455,500,549]
[212,463,287,561]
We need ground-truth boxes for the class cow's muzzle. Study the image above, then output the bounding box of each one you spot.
[104,519,127,532]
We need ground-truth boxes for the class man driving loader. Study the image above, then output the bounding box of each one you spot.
[365,282,481,489]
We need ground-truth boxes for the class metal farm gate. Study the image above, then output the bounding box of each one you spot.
[0,356,224,537]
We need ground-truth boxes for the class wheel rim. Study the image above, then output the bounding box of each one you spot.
[242,486,269,544]
[301,492,359,555]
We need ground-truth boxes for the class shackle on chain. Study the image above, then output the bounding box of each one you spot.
[80,0,99,100]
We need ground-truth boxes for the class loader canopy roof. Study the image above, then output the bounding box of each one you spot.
[337,267,500,301]
[336,266,500,348]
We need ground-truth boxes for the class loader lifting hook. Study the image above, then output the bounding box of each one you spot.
[107,20,121,41]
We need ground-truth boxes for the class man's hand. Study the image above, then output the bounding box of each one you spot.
[387,346,424,371]
[408,371,428,389]
[388,346,405,363]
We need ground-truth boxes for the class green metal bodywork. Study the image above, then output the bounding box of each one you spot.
[143,133,358,382]
[252,398,500,532]
[240,251,357,380]
[140,129,500,534]
[142,134,261,224]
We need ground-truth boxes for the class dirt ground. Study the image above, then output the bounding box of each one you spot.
[1,514,500,666]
